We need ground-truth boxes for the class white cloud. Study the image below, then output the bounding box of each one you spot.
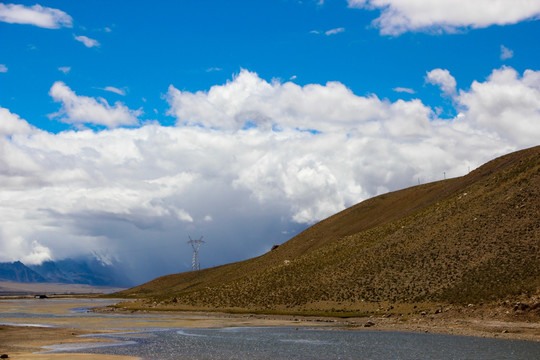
[0,106,35,135]
[325,27,345,35]
[348,0,540,35]
[393,87,415,94]
[206,67,223,73]
[311,28,346,36]
[167,69,408,133]
[21,241,52,265]
[165,68,538,222]
[1,66,539,282]
[0,3,72,29]
[500,45,514,60]
[0,64,7,73]
[457,67,540,146]
[176,208,194,222]
[49,81,141,128]
[104,86,126,96]
[425,68,457,97]
[58,66,71,74]
[74,35,100,48]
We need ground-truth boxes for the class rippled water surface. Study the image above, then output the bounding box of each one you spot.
[50,327,540,360]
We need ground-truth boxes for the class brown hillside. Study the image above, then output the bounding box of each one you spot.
[117,146,540,313]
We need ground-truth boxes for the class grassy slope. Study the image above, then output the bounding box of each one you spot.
[117,146,540,312]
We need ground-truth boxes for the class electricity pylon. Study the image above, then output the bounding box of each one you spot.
[187,235,204,271]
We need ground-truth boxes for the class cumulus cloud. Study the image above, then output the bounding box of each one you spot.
[457,67,540,146]
[21,241,52,265]
[348,0,540,35]
[0,106,35,135]
[49,81,141,128]
[0,64,7,73]
[500,45,514,60]
[167,69,424,134]
[74,35,100,48]
[426,68,457,97]
[1,66,539,282]
[0,3,72,28]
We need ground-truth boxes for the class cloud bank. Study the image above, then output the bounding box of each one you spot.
[1,67,539,282]
[0,3,72,29]
[348,0,540,35]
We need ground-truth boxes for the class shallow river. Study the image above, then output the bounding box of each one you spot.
[47,325,540,360]
[1,299,539,359]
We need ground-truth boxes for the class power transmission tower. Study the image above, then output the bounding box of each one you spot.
[187,235,204,271]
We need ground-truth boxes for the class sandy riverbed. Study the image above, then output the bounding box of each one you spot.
[0,298,310,359]
[0,297,538,359]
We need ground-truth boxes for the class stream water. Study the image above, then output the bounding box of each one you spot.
[45,326,540,360]
[1,299,539,359]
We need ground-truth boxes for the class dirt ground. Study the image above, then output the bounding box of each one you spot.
[0,325,138,360]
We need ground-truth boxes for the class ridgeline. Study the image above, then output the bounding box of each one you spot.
[116,146,540,316]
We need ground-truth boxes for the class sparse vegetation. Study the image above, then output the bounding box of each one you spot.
[115,146,540,318]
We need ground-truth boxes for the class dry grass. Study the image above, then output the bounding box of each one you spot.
[116,146,540,316]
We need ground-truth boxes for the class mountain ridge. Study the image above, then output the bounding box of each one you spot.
[0,257,133,287]
[0,261,45,283]
[116,146,540,314]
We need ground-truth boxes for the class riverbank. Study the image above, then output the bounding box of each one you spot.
[0,325,139,360]
[0,297,309,359]
[1,314,538,360]
[102,297,540,342]
[0,297,538,359]
[98,305,540,342]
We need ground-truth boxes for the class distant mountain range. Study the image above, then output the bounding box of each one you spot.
[0,261,45,283]
[118,145,540,313]
[0,257,133,287]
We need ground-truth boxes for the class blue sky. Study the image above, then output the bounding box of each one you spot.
[1,1,540,284]
[3,0,538,130]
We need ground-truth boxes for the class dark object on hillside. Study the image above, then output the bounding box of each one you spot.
[271,245,280,251]
[34,294,48,299]
[1,354,9,359]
